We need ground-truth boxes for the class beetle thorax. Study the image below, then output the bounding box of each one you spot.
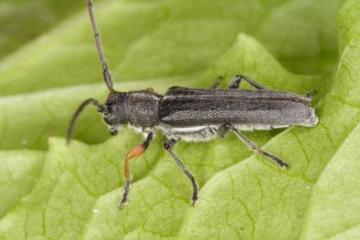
[125,91,161,127]
[102,91,161,132]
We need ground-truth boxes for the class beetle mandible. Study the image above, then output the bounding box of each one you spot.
[67,0,319,208]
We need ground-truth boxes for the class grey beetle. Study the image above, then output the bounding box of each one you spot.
[67,0,318,208]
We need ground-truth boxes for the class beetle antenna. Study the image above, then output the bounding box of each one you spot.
[87,0,114,92]
[66,98,104,144]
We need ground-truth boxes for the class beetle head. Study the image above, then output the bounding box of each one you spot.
[101,92,129,135]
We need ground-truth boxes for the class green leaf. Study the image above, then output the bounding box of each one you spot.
[300,125,360,240]
[0,0,359,239]
[0,151,45,218]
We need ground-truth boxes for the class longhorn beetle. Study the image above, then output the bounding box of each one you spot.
[66,0,319,208]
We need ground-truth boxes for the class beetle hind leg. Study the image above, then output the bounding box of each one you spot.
[229,75,270,90]
[230,125,289,168]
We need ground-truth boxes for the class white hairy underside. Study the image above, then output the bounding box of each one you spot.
[158,125,217,142]
[157,123,291,142]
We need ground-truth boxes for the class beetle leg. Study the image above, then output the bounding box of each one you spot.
[211,75,225,89]
[304,89,317,98]
[216,124,230,138]
[119,132,154,208]
[163,139,199,206]
[230,126,289,168]
[144,87,155,92]
[229,75,269,90]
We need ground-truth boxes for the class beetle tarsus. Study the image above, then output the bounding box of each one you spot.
[119,180,131,209]
[231,126,290,169]
[191,176,199,206]
[262,151,289,169]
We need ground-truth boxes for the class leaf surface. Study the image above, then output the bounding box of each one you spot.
[0,0,359,239]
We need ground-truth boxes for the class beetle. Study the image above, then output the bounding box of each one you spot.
[66,0,319,208]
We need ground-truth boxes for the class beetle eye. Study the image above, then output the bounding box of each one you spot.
[106,104,111,110]
[103,105,112,115]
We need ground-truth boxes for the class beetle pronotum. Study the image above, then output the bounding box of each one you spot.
[67,0,319,208]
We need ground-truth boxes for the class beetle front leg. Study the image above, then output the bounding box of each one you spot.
[120,132,154,208]
[163,139,199,206]
[229,75,269,90]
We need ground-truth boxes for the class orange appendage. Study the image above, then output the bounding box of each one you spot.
[126,145,146,159]
[124,144,146,179]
